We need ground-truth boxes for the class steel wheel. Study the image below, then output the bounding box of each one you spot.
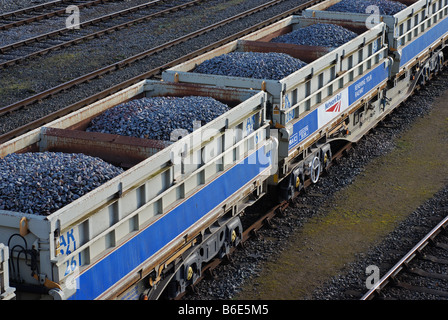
[310,156,321,184]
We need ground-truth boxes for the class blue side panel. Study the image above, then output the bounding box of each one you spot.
[288,109,318,151]
[400,16,448,67]
[68,145,271,300]
[348,63,389,106]
[288,62,389,152]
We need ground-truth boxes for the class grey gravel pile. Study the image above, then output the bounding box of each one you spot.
[86,96,230,141]
[271,23,358,48]
[192,52,307,80]
[0,152,124,215]
[326,0,407,15]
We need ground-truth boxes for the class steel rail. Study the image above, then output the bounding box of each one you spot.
[0,0,322,143]
[0,0,71,20]
[0,0,202,69]
[0,0,303,117]
[361,215,448,300]
[0,0,163,54]
[0,0,115,30]
[0,0,236,117]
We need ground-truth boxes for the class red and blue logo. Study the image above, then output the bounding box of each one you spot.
[326,100,341,113]
[324,93,342,113]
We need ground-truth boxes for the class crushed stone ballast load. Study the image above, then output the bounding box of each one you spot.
[326,0,407,15]
[86,96,230,142]
[0,152,124,215]
[192,51,307,80]
[271,23,358,48]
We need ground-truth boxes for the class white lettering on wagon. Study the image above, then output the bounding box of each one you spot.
[298,125,309,141]
[354,74,373,100]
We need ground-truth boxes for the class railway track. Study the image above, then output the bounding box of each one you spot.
[362,213,448,300]
[0,0,322,144]
[0,0,71,20]
[0,0,115,30]
[0,0,199,68]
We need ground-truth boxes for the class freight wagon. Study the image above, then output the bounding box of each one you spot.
[303,0,448,77]
[303,0,448,114]
[300,0,448,187]
[162,14,391,200]
[163,0,448,201]
[0,81,274,300]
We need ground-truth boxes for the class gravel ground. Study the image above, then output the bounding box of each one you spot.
[313,185,448,300]
[0,0,310,135]
[182,70,448,300]
[0,0,151,15]
[0,0,50,13]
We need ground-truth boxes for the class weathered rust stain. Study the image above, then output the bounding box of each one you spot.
[150,82,247,107]
[238,40,333,63]
[41,127,169,168]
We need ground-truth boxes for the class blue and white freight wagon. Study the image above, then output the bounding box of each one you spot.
[0,80,274,300]
[162,15,391,200]
[303,0,448,80]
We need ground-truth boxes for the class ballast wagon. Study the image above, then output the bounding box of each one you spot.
[163,14,392,200]
[0,80,274,300]
[304,0,448,75]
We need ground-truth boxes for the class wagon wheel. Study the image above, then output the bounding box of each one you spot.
[310,156,321,184]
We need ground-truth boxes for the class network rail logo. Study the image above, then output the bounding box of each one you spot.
[324,93,342,113]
